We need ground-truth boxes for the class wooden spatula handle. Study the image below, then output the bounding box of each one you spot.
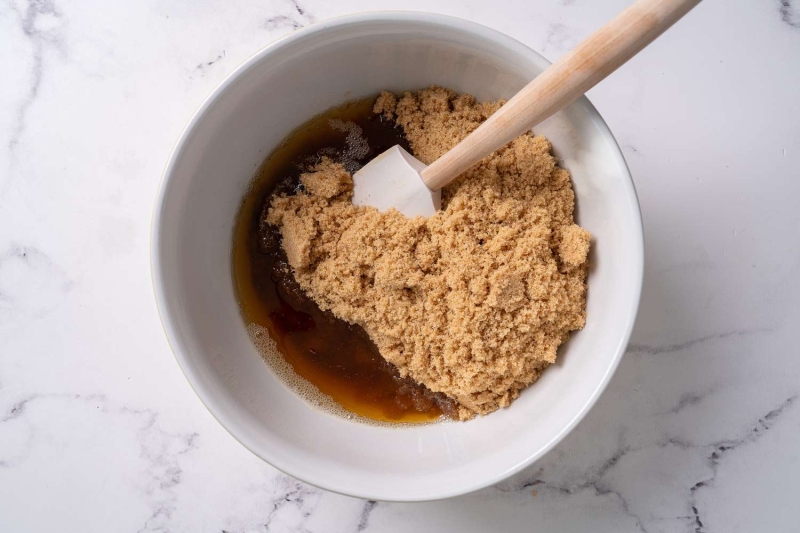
[420,0,701,191]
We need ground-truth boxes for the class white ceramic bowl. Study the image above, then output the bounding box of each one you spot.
[152,12,643,501]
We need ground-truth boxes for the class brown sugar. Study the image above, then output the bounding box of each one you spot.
[266,86,590,419]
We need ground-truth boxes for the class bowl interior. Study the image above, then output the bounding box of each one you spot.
[153,13,642,501]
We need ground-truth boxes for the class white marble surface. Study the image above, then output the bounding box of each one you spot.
[1,0,799,531]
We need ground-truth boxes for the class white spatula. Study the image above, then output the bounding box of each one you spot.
[352,0,700,217]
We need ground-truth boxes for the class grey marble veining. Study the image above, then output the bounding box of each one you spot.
[1,0,799,531]
[264,0,315,30]
[626,328,773,355]
[6,0,65,157]
[780,0,800,28]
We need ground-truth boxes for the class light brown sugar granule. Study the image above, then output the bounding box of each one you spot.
[267,86,590,419]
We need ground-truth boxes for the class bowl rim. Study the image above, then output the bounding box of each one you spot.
[151,10,644,502]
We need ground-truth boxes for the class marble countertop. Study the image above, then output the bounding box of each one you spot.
[2,0,799,531]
